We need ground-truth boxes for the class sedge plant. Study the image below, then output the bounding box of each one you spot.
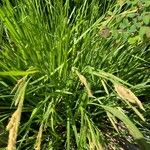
[0,0,150,149]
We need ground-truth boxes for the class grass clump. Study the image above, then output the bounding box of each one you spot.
[0,0,150,149]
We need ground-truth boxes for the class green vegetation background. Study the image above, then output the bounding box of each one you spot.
[0,0,150,149]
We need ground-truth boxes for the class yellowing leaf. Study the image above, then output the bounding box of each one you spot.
[128,36,141,45]
[0,70,38,76]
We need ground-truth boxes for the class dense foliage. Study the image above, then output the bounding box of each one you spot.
[0,0,150,149]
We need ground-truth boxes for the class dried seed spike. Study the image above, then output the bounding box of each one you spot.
[7,76,27,150]
[11,78,23,94]
[34,123,43,150]
[6,111,18,131]
[114,84,136,103]
[7,109,21,150]
[114,84,145,111]
[76,71,94,97]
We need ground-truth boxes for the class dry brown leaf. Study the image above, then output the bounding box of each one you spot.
[99,27,111,38]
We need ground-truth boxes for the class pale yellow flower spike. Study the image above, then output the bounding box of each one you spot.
[6,76,28,150]
[114,84,145,111]
[76,71,94,98]
[34,123,43,150]
[6,106,22,150]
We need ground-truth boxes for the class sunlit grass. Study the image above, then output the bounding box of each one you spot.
[0,0,150,149]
